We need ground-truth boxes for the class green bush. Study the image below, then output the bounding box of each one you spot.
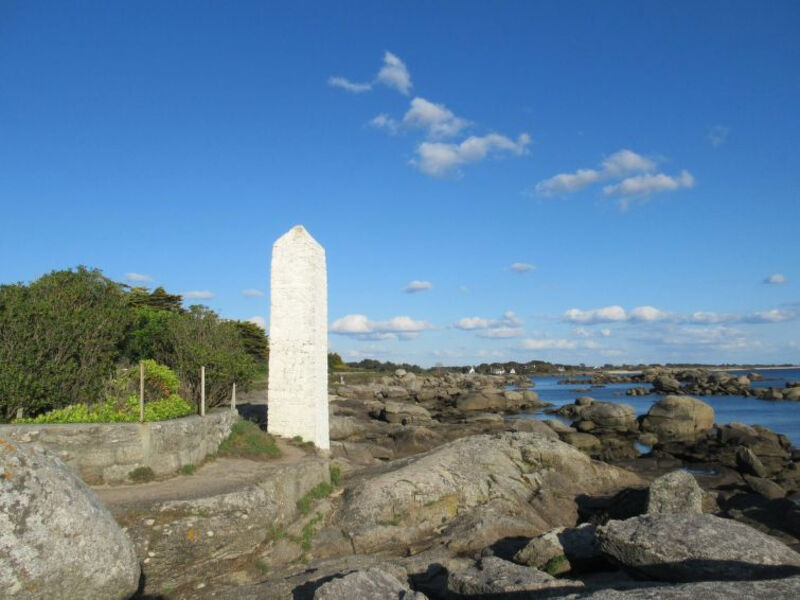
[180,463,196,475]
[297,481,334,515]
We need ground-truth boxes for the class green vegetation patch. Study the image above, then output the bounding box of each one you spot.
[14,394,193,424]
[543,554,569,575]
[218,419,281,460]
[297,481,334,515]
[180,463,196,475]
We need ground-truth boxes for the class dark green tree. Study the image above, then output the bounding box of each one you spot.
[234,320,269,363]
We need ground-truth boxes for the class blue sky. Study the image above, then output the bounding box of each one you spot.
[1,1,798,366]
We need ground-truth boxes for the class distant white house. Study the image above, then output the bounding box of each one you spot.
[509,368,516,374]
[557,367,565,372]
[492,368,506,375]
[468,367,476,374]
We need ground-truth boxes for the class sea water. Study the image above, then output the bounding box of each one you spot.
[521,368,800,447]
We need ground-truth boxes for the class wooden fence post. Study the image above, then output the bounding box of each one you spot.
[231,382,236,412]
[139,361,145,423]
[200,366,206,416]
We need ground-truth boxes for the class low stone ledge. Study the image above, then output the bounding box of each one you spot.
[0,409,236,484]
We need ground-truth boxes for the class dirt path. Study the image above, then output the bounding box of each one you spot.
[94,440,308,513]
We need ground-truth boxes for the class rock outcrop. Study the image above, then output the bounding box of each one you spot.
[0,441,140,600]
[333,432,643,554]
[314,567,428,600]
[598,513,800,581]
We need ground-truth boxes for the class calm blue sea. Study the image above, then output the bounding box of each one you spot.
[521,368,800,448]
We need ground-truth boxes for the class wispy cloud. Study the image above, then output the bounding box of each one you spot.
[403,97,469,139]
[414,133,531,177]
[328,76,372,93]
[125,272,153,283]
[404,280,433,293]
[535,149,693,208]
[535,149,655,196]
[242,288,264,297]
[331,314,433,341]
[603,170,695,207]
[369,114,399,134]
[183,290,214,299]
[520,338,579,350]
[708,125,730,148]
[509,262,535,273]
[764,273,786,285]
[329,51,411,96]
[377,51,412,94]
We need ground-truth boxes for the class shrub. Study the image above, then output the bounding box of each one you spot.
[129,466,155,483]
[218,419,280,459]
[180,463,196,475]
[13,393,194,424]
[0,267,133,421]
[329,465,341,486]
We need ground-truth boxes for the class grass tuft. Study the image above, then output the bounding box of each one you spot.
[218,419,281,460]
[297,481,333,515]
[129,466,155,483]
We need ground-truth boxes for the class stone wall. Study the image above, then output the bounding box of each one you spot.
[0,409,236,484]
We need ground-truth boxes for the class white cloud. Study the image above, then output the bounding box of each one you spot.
[403,97,469,139]
[708,125,730,148]
[564,303,799,326]
[510,262,535,273]
[242,288,264,297]
[601,149,657,175]
[404,280,433,293]
[563,305,627,324]
[248,316,266,329]
[183,290,214,299]
[415,132,531,177]
[328,76,372,93]
[454,311,523,332]
[520,338,578,350]
[574,326,612,338]
[600,328,612,337]
[603,170,695,201]
[629,305,671,322]
[369,113,399,134]
[455,316,491,330]
[377,51,412,94]
[535,149,655,196]
[534,169,603,196]
[330,313,433,341]
[764,273,786,285]
[477,327,524,339]
[125,272,153,283]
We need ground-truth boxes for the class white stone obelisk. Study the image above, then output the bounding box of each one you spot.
[267,225,329,450]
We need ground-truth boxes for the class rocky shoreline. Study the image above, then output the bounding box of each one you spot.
[5,369,800,599]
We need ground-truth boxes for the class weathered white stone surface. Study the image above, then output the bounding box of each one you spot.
[268,225,329,450]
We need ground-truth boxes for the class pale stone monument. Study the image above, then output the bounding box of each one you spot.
[267,225,329,450]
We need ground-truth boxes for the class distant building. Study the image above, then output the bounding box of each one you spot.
[468,367,476,374]
[509,368,516,374]
[492,368,506,375]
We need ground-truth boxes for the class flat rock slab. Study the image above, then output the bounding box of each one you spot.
[448,556,584,596]
[598,513,800,581]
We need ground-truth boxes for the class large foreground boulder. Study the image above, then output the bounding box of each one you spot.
[0,442,140,599]
[334,432,643,553]
[597,513,800,582]
[640,395,714,441]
